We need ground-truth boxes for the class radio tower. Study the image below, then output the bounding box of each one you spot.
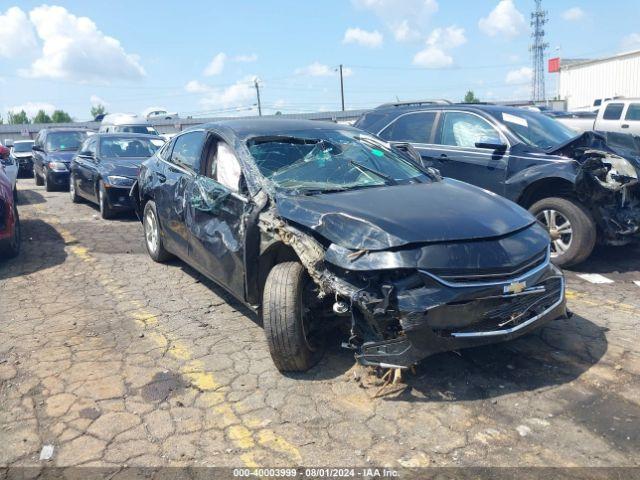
[530,0,549,102]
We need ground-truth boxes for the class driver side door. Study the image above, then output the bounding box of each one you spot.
[186,136,249,300]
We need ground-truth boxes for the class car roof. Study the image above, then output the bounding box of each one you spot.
[93,132,162,139]
[196,118,360,140]
[14,139,34,143]
[42,127,91,133]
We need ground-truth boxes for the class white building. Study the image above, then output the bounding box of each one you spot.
[558,49,640,110]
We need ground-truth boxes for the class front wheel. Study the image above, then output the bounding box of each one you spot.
[69,174,81,203]
[262,262,324,372]
[530,197,596,267]
[98,181,114,219]
[0,207,20,259]
[34,168,43,186]
[143,200,172,262]
[44,170,53,192]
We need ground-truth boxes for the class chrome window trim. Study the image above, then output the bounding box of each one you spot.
[450,275,565,338]
[420,246,551,288]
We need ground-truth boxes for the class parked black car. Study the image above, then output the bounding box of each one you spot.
[132,119,566,372]
[33,128,89,191]
[70,133,165,219]
[355,104,640,266]
[9,140,35,175]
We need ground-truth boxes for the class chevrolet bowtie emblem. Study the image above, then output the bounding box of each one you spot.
[504,281,527,294]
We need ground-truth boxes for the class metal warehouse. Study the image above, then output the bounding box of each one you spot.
[558,49,640,110]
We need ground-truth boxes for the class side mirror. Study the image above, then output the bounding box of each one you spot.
[32,145,43,152]
[475,140,508,151]
[390,142,422,164]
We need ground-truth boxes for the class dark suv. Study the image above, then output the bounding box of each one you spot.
[356,104,640,266]
[32,128,89,191]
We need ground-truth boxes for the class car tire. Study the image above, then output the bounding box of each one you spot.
[34,168,43,186]
[69,174,81,203]
[98,181,114,219]
[143,200,171,262]
[262,261,323,372]
[0,206,20,259]
[44,170,53,192]
[530,197,596,267]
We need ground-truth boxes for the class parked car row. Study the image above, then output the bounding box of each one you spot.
[6,106,640,374]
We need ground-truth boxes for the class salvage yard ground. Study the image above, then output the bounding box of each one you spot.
[1,179,639,468]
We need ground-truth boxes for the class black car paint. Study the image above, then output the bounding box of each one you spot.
[32,129,89,188]
[133,119,566,368]
[70,133,163,211]
[355,104,640,245]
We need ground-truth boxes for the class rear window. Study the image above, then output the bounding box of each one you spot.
[379,112,436,144]
[625,104,640,121]
[602,103,624,120]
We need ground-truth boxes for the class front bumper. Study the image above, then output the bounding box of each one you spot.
[16,157,33,171]
[47,169,70,187]
[353,257,567,368]
[105,185,135,210]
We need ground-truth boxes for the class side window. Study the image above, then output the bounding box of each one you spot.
[157,139,174,161]
[170,131,205,172]
[593,99,602,107]
[208,141,242,193]
[438,112,502,148]
[625,104,640,121]
[602,103,624,120]
[379,112,436,143]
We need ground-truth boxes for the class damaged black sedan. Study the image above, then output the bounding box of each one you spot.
[132,119,567,372]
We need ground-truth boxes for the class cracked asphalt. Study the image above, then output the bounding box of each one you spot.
[1,178,639,469]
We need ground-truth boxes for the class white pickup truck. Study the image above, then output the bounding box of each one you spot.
[556,98,640,135]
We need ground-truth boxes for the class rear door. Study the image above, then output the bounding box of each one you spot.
[429,111,509,194]
[597,102,626,133]
[186,136,249,300]
[156,130,205,259]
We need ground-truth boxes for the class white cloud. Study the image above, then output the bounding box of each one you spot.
[505,66,532,84]
[343,27,383,47]
[90,94,108,107]
[24,5,145,81]
[562,7,585,21]
[352,0,438,42]
[295,62,352,77]
[621,33,640,52]
[8,102,56,117]
[234,53,258,63]
[185,80,210,93]
[185,76,258,112]
[204,52,226,76]
[0,7,38,58]
[413,25,466,68]
[479,0,526,39]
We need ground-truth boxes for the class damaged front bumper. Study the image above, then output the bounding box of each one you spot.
[352,256,566,368]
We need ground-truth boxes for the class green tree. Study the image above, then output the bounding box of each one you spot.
[90,104,107,119]
[51,110,72,123]
[32,110,53,124]
[463,90,480,103]
[8,110,29,124]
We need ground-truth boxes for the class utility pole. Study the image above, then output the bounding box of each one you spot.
[254,78,262,116]
[339,64,345,111]
[530,0,549,102]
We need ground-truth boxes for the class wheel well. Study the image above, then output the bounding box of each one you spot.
[256,242,298,301]
[517,178,576,209]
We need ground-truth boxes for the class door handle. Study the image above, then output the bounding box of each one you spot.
[622,124,630,129]
[157,173,167,183]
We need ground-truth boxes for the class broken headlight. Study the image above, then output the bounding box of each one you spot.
[603,156,639,182]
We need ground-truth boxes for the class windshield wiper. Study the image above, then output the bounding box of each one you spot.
[349,160,398,185]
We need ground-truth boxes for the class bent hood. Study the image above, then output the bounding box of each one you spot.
[275,180,535,251]
[549,131,640,169]
[101,157,147,178]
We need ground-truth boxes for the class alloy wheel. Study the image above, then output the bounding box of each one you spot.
[536,209,573,257]
[144,208,159,254]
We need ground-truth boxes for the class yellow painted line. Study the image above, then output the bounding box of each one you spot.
[28,206,302,467]
[566,288,640,314]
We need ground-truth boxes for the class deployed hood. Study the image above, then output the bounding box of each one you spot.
[46,151,76,163]
[101,157,147,178]
[275,180,535,251]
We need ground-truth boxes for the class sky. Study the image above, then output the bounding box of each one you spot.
[0,0,639,121]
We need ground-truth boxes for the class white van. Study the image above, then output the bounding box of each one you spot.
[99,113,159,135]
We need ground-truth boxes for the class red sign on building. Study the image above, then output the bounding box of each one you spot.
[548,57,561,73]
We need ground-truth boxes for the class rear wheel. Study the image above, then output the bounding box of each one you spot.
[1,206,20,259]
[143,200,171,262]
[530,197,596,267]
[34,168,43,186]
[262,262,324,372]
